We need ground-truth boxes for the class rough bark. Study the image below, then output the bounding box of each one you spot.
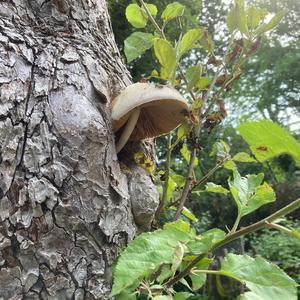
[0,1,158,299]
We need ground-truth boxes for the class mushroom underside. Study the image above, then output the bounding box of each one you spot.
[115,101,188,141]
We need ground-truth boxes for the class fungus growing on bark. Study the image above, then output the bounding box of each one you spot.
[111,82,189,153]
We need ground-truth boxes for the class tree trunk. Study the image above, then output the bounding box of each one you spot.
[0,1,158,299]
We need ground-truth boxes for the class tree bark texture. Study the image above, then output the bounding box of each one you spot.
[0,1,159,299]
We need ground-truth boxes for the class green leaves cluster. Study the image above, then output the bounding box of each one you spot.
[124,1,206,82]
[220,254,297,300]
[229,171,276,217]
[111,220,225,298]
[111,219,297,299]
[238,120,300,166]
[226,0,288,38]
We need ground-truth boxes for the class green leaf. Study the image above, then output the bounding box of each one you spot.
[226,9,236,33]
[224,160,237,170]
[161,2,185,22]
[115,290,136,300]
[179,277,192,290]
[235,0,248,35]
[228,170,276,217]
[255,9,288,35]
[188,258,212,291]
[210,140,230,159]
[166,176,176,201]
[180,257,212,292]
[226,0,248,34]
[179,28,203,56]
[153,38,177,79]
[174,292,193,300]
[176,122,192,142]
[232,152,257,163]
[192,99,203,111]
[220,254,297,300]
[157,265,173,284]
[180,144,198,166]
[187,229,226,255]
[171,242,185,274]
[247,6,267,29]
[170,173,185,188]
[145,3,158,17]
[205,182,229,195]
[125,4,147,28]
[185,65,202,91]
[124,32,154,63]
[111,220,193,296]
[197,77,211,90]
[125,3,157,28]
[238,120,300,166]
[182,207,198,222]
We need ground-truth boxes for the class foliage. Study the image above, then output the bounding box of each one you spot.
[226,0,300,130]
[220,254,297,300]
[110,0,300,299]
[248,219,300,284]
[238,120,300,166]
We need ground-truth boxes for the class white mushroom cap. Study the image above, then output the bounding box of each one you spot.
[111,82,189,141]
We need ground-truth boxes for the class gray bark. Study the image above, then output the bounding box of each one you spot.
[0,1,158,299]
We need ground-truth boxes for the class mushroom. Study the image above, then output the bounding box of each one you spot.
[111,82,189,153]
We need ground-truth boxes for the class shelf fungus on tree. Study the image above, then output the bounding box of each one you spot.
[111,82,189,153]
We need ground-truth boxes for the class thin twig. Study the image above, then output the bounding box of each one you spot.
[139,0,166,38]
[191,158,227,191]
[265,221,300,240]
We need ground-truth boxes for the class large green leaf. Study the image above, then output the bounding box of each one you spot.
[125,3,157,28]
[179,28,203,56]
[125,4,147,28]
[124,32,154,63]
[255,9,288,35]
[111,220,193,296]
[220,254,297,300]
[145,3,158,17]
[153,38,177,79]
[161,2,185,22]
[238,120,300,166]
[232,152,257,163]
[204,182,229,195]
[228,170,276,216]
[173,292,193,300]
[187,229,226,255]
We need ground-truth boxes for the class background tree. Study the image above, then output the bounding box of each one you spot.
[0,0,158,298]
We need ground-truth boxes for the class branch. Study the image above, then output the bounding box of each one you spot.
[174,34,236,220]
[165,198,300,288]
